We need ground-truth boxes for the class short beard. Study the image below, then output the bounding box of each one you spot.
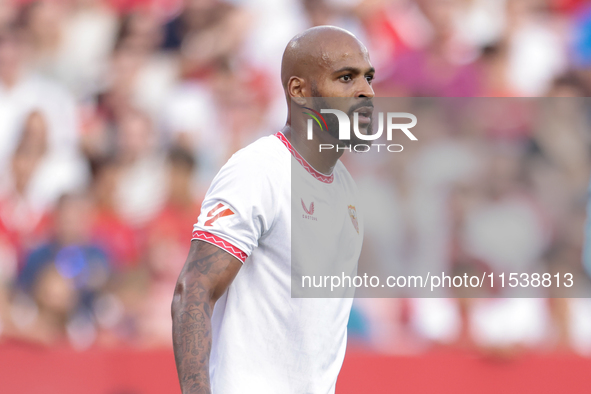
[310,85,373,149]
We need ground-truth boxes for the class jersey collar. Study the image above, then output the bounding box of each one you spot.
[274,131,334,184]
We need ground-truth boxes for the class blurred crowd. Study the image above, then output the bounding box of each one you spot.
[348,97,591,357]
[1,0,591,356]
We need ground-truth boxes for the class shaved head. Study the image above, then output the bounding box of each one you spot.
[281,26,371,96]
[280,26,375,157]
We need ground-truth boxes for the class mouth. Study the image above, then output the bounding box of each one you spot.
[352,106,374,125]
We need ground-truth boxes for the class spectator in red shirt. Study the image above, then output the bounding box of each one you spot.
[90,155,140,271]
[138,146,200,346]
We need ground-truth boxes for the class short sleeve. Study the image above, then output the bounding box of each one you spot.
[192,151,276,263]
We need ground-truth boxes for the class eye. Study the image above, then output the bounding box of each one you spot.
[339,74,352,82]
[365,75,374,84]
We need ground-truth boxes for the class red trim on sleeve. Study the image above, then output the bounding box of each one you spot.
[274,131,334,184]
[191,230,248,263]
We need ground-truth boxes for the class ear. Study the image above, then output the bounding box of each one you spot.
[288,77,307,106]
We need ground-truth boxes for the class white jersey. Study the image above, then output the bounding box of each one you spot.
[192,131,363,394]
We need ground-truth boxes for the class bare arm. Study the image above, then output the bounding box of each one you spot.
[172,240,242,394]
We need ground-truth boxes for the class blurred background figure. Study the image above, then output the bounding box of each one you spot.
[90,154,139,271]
[112,109,167,227]
[136,146,200,347]
[0,23,82,173]
[7,193,110,349]
[162,0,250,79]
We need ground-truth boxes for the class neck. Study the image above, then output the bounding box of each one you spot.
[281,121,343,175]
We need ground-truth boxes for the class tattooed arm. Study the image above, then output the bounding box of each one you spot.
[172,240,243,394]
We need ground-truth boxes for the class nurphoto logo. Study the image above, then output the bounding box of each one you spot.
[304,108,418,153]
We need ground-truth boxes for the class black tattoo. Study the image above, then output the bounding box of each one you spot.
[172,241,241,394]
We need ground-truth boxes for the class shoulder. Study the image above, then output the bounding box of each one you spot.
[218,134,288,181]
[230,134,287,163]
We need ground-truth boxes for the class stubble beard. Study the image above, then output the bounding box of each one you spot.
[310,91,373,149]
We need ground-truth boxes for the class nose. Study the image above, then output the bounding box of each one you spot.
[357,80,375,99]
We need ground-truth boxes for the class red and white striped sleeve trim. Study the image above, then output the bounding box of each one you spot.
[191,230,248,263]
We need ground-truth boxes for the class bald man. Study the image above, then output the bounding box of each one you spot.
[172,26,375,394]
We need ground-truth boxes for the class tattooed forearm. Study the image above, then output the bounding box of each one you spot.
[172,240,242,394]
[172,301,212,393]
